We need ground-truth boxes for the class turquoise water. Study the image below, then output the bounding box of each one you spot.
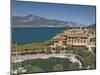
[12,27,67,44]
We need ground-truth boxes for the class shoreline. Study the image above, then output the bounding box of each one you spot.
[12,53,82,69]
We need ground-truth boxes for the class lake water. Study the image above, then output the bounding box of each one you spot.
[12,27,67,44]
[16,57,71,73]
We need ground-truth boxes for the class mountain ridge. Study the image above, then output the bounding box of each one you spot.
[12,14,88,28]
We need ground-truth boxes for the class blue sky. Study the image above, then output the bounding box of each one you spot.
[12,1,96,25]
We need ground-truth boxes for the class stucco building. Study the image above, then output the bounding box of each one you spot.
[50,28,96,50]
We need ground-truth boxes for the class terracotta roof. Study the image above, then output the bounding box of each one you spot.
[66,33,87,38]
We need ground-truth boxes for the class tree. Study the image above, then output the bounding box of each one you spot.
[83,53,95,69]
[31,65,44,73]
[66,45,72,52]
[69,62,79,70]
[25,64,44,73]
[12,63,19,71]
[25,64,34,73]
[53,64,63,71]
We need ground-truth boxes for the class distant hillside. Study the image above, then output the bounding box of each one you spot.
[87,24,96,28]
[12,14,81,28]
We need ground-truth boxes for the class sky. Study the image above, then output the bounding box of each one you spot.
[12,0,96,25]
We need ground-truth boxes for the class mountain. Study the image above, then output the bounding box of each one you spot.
[12,14,81,27]
[87,24,96,28]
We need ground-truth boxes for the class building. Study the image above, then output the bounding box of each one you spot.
[50,28,96,50]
